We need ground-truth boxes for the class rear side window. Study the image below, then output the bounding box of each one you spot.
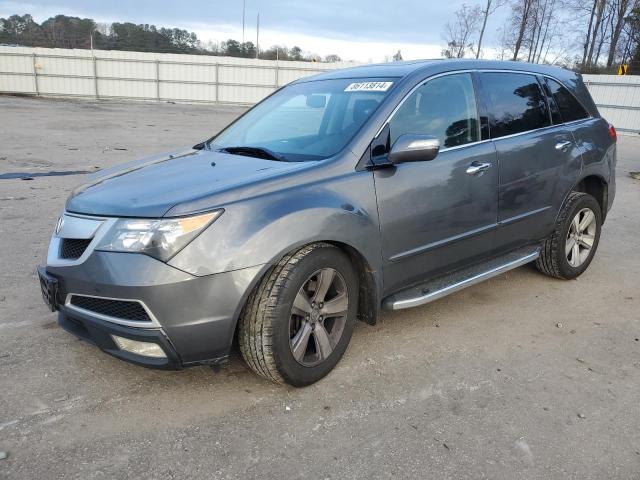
[545,78,590,123]
[479,72,550,139]
[390,73,479,148]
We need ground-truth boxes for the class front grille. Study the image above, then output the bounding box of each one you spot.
[60,238,92,260]
[69,295,152,322]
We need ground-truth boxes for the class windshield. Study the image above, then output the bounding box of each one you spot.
[209,78,398,161]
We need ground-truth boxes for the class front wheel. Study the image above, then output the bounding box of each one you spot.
[536,191,602,279]
[238,243,358,387]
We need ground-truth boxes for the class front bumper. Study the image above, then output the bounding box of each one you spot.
[58,307,183,369]
[43,251,264,369]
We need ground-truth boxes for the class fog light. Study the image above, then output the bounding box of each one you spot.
[111,335,167,358]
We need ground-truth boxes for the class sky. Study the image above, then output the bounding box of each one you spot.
[0,0,509,62]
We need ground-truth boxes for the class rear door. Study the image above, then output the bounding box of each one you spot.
[477,72,582,252]
[543,77,607,171]
[373,72,499,295]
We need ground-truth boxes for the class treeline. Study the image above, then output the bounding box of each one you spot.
[0,14,342,62]
[441,0,640,73]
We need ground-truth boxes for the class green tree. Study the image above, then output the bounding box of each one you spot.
[290,46,304,61]
[0,14,44,45]
[41,15,96,49]
[0,12,332,62]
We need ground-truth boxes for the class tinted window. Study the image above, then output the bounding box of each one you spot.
[390,73,479,149]
[545,78,590,123]
[480,73,550,139]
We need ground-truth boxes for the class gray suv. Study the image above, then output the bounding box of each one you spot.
[38,60,616,386]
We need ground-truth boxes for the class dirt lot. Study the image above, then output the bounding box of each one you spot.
[0,95,639,480]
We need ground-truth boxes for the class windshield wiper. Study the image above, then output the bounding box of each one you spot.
[219,146,287,162]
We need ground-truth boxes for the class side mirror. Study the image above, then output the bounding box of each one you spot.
[388,134,440,164]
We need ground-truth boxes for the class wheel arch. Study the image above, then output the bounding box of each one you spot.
[325,240,379,326]
[231,239,381,349]
[572,174,608,223]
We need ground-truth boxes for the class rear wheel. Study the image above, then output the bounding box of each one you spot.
[238,243,358,386]
[536,192,602,279]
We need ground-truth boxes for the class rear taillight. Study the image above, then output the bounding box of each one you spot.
[608,123,617,142]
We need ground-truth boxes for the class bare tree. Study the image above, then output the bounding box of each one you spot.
[527,0,557,63]
[442,4,482,58]
[476,0,506,58]
[580,0,599,65]
[509,0,537,60]
[606,0,636,66]
[534,0,558,62]
[585,0,606,66]
[594,2,613,65]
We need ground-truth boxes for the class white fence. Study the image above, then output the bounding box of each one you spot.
[0,46,356,105]
[1,47,639,134]
[582,74,640,134]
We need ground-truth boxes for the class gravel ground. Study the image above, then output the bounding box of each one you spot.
[0,95,639,480]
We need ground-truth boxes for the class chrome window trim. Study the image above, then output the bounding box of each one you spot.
[64,293,162,329]
[373,68,593,150]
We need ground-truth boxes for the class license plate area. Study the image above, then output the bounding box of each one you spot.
[37,266,59,311]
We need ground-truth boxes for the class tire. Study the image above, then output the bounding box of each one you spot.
[536,191,602,280]
[238,243,358,387]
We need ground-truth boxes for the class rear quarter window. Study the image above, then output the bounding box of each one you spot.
[479,72,551,139]
[545,78,590,123]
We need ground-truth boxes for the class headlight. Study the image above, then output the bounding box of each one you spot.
[96,210,223,261]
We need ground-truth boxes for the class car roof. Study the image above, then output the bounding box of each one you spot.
[296,59,577,83]
[291,59,598,118]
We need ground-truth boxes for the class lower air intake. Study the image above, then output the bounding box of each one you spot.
[69,295,152,322]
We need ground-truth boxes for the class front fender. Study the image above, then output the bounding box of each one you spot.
[168,172,382,281]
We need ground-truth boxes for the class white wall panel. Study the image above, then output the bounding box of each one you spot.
[219,65,277,86]
[0,46,355,104]
[160,62,216,83]
[97,58,156,80]
[37,75,94,96]
[0,73,34,93]
[583,74,640,133]
[218,84,273,103]
[38,55,93,77]
[277,67,319,86]
[160,82,217,102]
[3,53,34,74]
[97,78,156,98]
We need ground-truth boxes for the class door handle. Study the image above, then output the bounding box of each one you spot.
[466,162,492,176]
[555,140,572,152]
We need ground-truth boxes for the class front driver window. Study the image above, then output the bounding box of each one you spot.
[389,73,479,149]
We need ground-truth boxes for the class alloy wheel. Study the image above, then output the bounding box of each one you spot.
[289,268,349,367]
[566,207,596,268]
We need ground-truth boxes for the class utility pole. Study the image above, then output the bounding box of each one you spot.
[256,13,260,59]
[242,0,246,44]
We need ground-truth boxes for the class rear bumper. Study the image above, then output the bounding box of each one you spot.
[43,251,265,369]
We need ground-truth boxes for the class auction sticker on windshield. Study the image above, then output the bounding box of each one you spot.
[344,81,393,92]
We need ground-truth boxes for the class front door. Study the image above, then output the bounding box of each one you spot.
[373,73,499,295]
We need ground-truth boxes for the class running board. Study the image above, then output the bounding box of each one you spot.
[382,246,540,311]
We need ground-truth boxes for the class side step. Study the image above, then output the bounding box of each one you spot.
[382,246,540,311]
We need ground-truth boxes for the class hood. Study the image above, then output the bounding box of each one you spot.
[65,148,310,217]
